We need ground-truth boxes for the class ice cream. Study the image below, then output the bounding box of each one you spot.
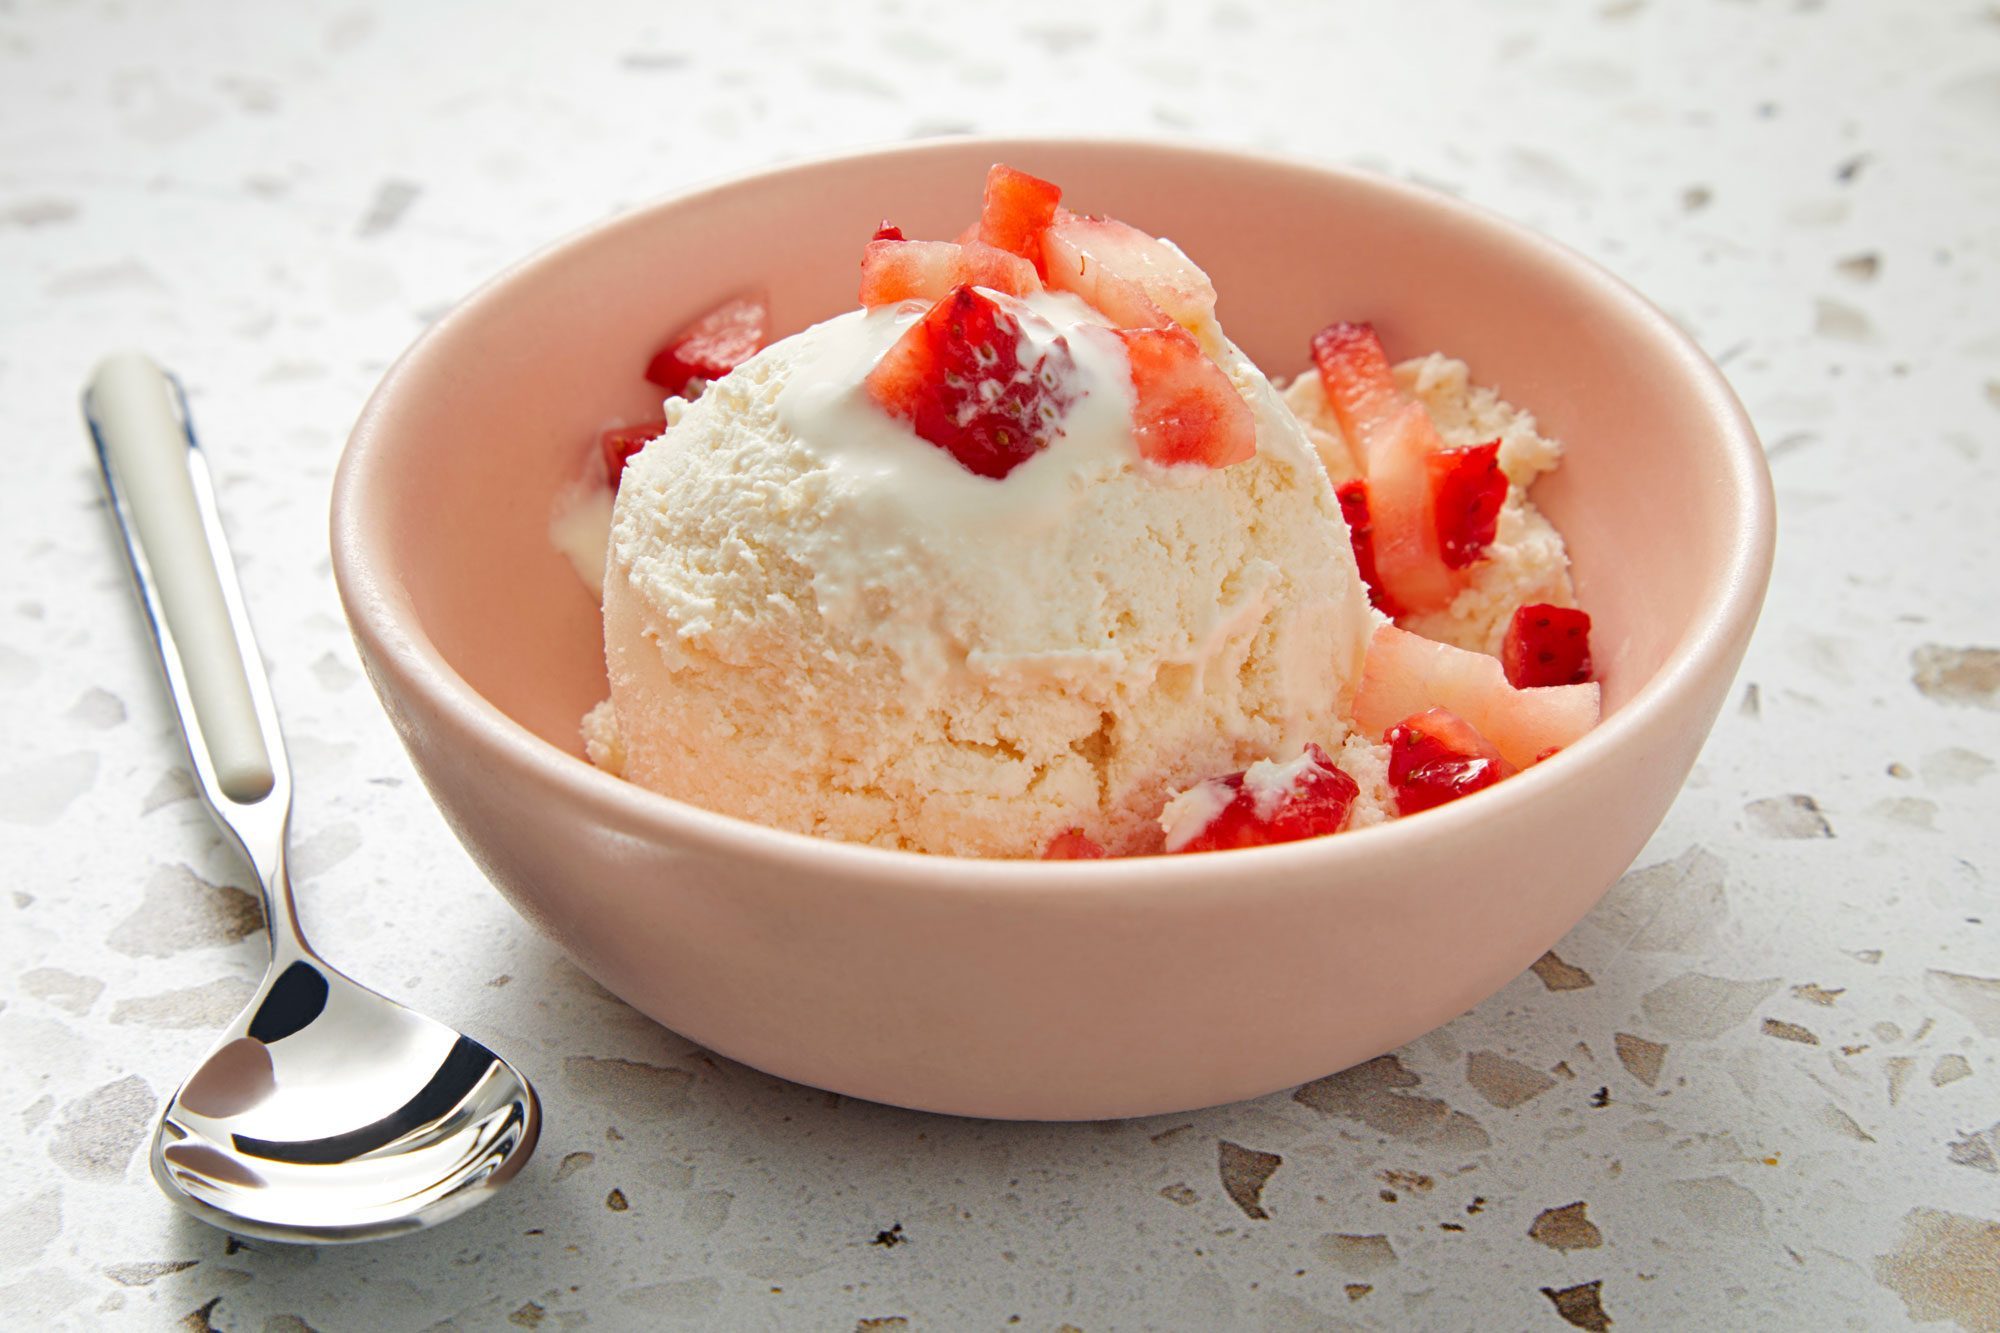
[588,283,1372,857]
[569,164,1599,858]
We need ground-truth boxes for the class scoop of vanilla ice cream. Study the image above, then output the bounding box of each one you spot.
[591,289,1372,857]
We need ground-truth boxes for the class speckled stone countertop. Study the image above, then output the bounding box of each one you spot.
[4,1,1997,1329]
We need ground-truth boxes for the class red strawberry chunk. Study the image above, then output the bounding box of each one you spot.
[1042,829,1107,860]
[600,419,666,487]
[1310,321,1461,613]
[864,285,1077,480]
[1113,325,1256,468]
[1502,603,1594,688]
[643,293,769,394]
[1385,707,1515,815]
[1042,209,1215,330]
[859,238,1039,307]
[1429,440,1506,569]
[1335,479,1403,618]
[978,164,1062,277]
[1165,742,1359,853]
[872,220,905,242]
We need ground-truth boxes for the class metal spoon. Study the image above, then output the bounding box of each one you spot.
[85,353,541,1244]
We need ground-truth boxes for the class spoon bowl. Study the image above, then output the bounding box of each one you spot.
[153,957,538,1243]
[87,353,540,1242]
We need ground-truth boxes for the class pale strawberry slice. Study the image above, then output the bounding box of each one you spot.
[1386,707,1515,815]
[859,239,962,306]
[1502,604,1594,688]
[954,239,1040,296]
[1335,479,1402,617]
[644,294,769,393]
[1042,209,1217,331]
[1163,742,1359,853]
[1310,322,1460,613]
[1429,441,1506,569]
[1351,623,1598,770]
[600,419,666,486]
[1042,828,1107,860]
[1113,326,1256,468]
[859,238,1039,306]
[978,164,1062,276]
[864,285,1077,479]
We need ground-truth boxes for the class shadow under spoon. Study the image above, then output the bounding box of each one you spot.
[85,353,541,1244]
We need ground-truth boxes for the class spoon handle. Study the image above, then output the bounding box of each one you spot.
[84,355,301,931]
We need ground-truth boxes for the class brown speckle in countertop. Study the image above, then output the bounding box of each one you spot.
[1926,970,2000,1036]
[1912,646,2000,709]
[1744,795,1834,839]
[1790,983,1843,1006]
[180,1297,223,1332]
[1294,1056,1490,1148]
[1836,251,1881,281]
[1158,1183,1198,1207]
[1933,1054,1974,1086]
[1316,1233,1397,1276]
[1530,952,1595,992]
[104,1259,198,1287]
[1762,1018,1820,1045]
[606,1189,629,1212]
[1530,1202,1604,1252]
[1874,1207,2000,1328]
[1540,1279,1612,1330]
[1613,1034,1666,1087]
[1344,1283,1372,1301]
[870,1223,905,1248]
[1947,1126,2000,1174]
[1466,1051,1557,1108]
[1217,1140,1282,1220]
[555,1151,594,1181]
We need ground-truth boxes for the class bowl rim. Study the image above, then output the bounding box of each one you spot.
[331,133,1775,892]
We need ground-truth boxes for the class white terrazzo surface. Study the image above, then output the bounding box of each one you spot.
[3,1,1997,1329]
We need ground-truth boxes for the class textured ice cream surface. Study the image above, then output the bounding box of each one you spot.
[1284,353,1575,656]
[592,289,1375,857]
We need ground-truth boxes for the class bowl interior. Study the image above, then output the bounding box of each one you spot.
[353,140,1756,772]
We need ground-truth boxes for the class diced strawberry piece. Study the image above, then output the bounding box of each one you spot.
[1113,326,1256,468]
[1310,321,1461,613]
[953,240,1041,296]
[864,285,1077,480]
[1352,623,1599,770]
[1335,479,1403,618]
[600,419,666,487]
[859,239,1039,307]
[1164,742,1359,853]
[1042,209,1216,331]
[978,164,1062,277]
[1429,440,1506,569]
[643,294,769,394]
[1502,604,1594,688]
[1042,829,1107,860]
[1386,707,1515,815]
[859,239,963,306]
[872,220,905,242]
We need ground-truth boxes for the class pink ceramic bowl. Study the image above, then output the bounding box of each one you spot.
[331,138,1774,1120]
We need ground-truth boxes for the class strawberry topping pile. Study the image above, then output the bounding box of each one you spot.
[1164,743,1360,854]
[859,164,1253,477]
